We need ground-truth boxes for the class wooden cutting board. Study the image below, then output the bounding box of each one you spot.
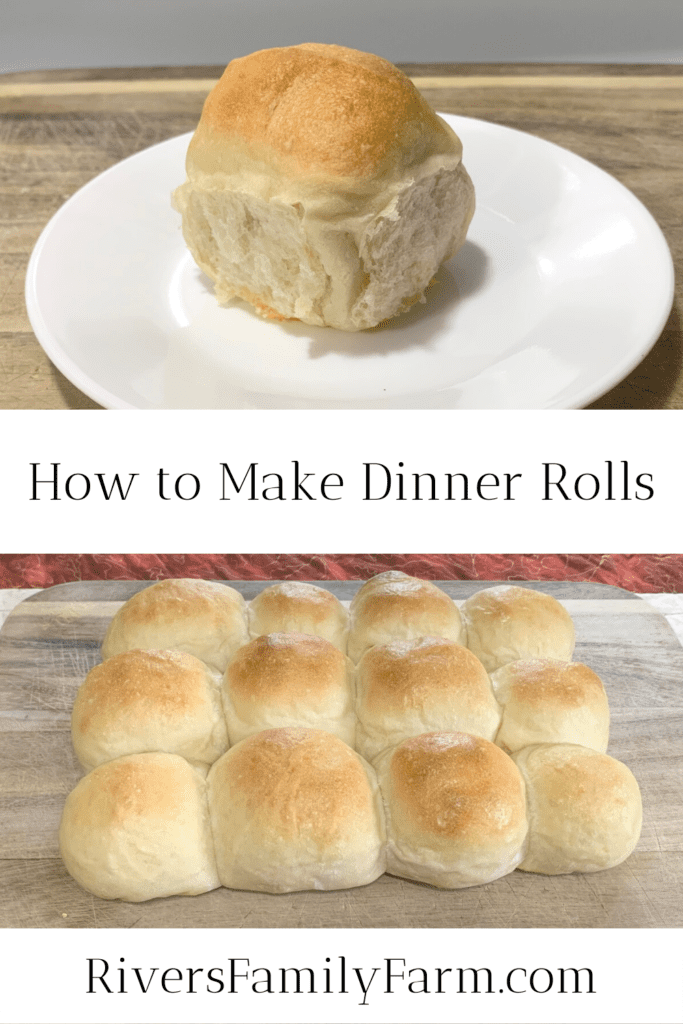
[1,579,682,928]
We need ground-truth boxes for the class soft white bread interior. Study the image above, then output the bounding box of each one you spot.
[59,752,220,901]
[248,581,348,650]
[101,579,249,673]
[348,571,462,662]
[461,585,575,673]
[71,648,228,770]
[172,43,475,331]
[376,732,528,888]
[207,727,386,892]
[513,743,642,874]
[222,632,355,745]
[491,658,609,753]
[355,636,501,762]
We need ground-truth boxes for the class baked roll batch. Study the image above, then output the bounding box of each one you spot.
[60,574,642,901]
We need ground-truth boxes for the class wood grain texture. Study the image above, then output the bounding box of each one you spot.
[1,579,682,928]
[0,63,681,409]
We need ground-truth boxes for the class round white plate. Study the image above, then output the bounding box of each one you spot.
[26,115,674,409]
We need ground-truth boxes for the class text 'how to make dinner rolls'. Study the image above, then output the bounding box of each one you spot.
[28,459,655,503]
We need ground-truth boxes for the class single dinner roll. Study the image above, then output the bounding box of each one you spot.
[491,659,609,754]
[102,579,249,673]
[71,649,229,770]
[513,744,642,874]
[376,732,528,889]
[59,752,220,901]
[460,585,575,673]
[222,632,355,746]
[172,43,474,331]
[355,637,501,762]
[348,571,462,662]
[208,728,385,893]
[248,581,348,650]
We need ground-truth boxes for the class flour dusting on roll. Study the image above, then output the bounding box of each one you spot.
[173,43,475,331]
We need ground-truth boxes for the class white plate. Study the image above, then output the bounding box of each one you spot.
[25,115,674,409]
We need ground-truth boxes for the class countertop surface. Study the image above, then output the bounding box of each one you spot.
[1,62,682,409]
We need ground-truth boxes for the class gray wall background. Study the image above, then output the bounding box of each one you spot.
[3,0,682,74]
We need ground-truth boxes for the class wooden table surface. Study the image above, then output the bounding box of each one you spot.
[1,579,682,929]
[0,62,681,409]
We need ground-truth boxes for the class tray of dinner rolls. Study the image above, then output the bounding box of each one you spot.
[1,576,683,928]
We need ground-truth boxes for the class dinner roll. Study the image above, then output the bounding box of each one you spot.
[355,637,501,762]
[460,585,575,673]
[348,572,462,662]
[72,649,229,770]
[102,579,249,673]
[208,728,385,892]
[376,732,528,888]
[248,581,348,650]
[513,744,642,874]
[492,659,609,754]
[59,752,220,901]
[222,632,355,745]
[172,43,474,331]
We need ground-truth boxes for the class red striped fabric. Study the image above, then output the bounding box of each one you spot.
[0,554,681,593]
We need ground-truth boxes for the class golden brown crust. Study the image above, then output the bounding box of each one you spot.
[214,728,372,847]
[73,753,193,827]
[359,586,456,630]
[250,582,344,627]
[74,649,206,732]
[248,583,348,652]
[524,744,623,802]
[492,658,609,754]
[192,43,455,180]
[360,637,490,714]
[350,570,433,607]
[463,585,574,625]
[101,578,248,672]
[389,732,526,842]
[348,574,462,662]
[498,659,606,709]
[513,743,642,873]
[107,579,241,630]
[226,633,346,705]
[59,752,220,901]
[461,585,575,672]
[465,585,573,625]
[352,574,459,630]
